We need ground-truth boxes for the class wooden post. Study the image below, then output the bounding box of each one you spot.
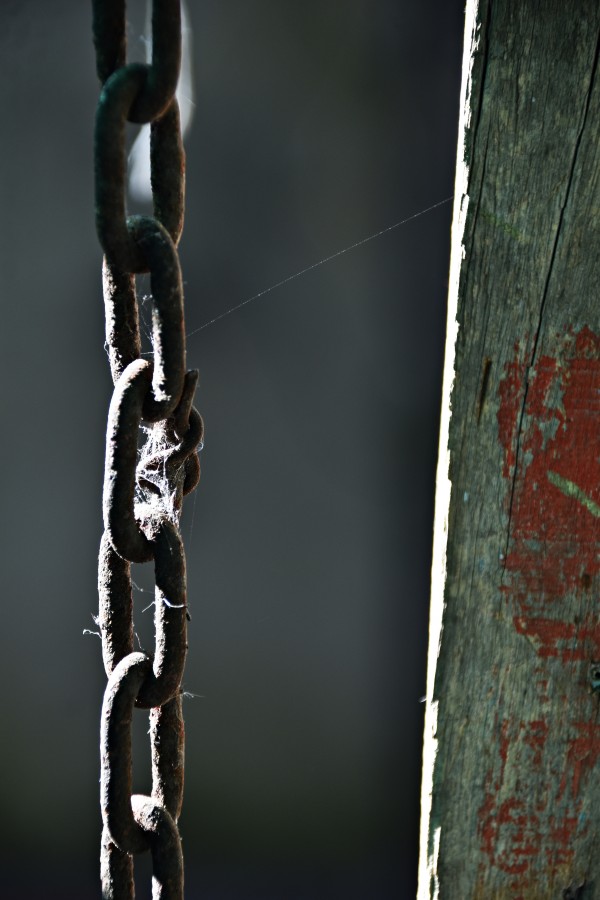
[419,0,600,896]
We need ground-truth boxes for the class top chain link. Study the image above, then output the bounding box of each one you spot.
[94,0,184,273]
[92,3,202,897]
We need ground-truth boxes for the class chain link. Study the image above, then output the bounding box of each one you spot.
[92,3,201,896]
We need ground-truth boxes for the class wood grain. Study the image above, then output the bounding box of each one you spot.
[419,1,600,896]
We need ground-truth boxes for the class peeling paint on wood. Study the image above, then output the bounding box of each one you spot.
[480,329,600,893]
[499,328,600,660]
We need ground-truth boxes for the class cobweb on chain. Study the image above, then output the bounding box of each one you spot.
[134,420,187,530]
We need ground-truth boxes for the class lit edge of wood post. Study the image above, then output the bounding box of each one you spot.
[418,0,477,894]
[418,0,477,893]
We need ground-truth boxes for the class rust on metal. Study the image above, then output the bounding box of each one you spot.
[92,2,202,896]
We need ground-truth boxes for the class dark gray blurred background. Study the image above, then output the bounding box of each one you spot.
[0,1,463,896]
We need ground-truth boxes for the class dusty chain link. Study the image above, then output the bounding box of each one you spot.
[92,2,202,897]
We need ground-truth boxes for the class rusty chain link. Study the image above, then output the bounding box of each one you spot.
[92,2,202,896]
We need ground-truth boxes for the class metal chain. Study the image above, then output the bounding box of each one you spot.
[92,2,202,896]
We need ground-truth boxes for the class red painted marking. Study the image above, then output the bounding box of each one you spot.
[476,328,600,885]
[522,719,548,767]
[546,815,580,867]
[558,722,600,801]
[499,327,600,658]
[478,719,550,879]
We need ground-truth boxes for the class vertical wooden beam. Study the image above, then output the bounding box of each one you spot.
[419,0,600,896]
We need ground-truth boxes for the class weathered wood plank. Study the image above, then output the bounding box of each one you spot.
[419,0,600,896]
